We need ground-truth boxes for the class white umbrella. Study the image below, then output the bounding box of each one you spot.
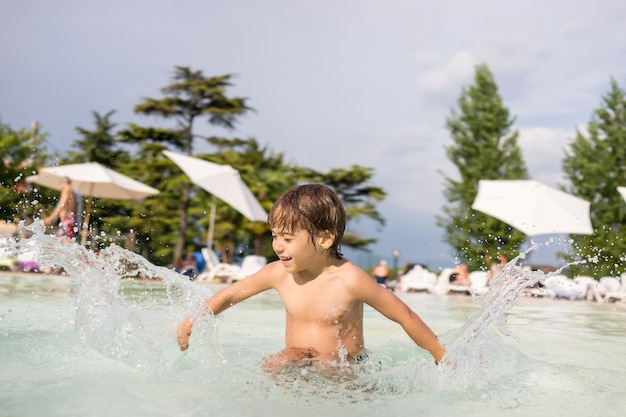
[162,150,267,248]
[471,179,593,236]
[618,186,626,202]
[27,162,159,244]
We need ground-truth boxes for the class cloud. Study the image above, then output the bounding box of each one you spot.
[517,127,572,185]
[2,0,626,269]
[415,50,477,100]
[349,124,452,213]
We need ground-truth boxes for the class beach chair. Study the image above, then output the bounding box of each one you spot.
[604,274,626,303]
[522,268,557,298]
[573,276,602,301]
[427,268,453,295]
[525,285,556,299]
[543,274,587,300]
[0,237,16,270]
[399,265,436,292]
[195,248,241,282]
[447,283,472,295]
[596,276,621,297]
[469,270,489,295]
[229,255,267,283]
[427,267,472,295]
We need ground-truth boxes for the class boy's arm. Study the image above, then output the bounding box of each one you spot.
[395,305,446,364]
[352,272,446,364]
[177,261,280,351]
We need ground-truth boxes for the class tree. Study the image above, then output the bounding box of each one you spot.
[116,131,296,264]
[438,64,528,271]
[193,140,388,261]
[309,165,386,250]
[562,78,626,277]
[103,141,184,264]
[132,67,252,265]
[202,137,298,262]
[0,119,53,225]
[59,111,139,251]
[65,110,126,165]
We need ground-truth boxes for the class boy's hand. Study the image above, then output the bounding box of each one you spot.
[177,318,193,351]
[434,347,447,366]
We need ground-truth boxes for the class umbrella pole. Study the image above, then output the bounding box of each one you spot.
[206,196,217,250]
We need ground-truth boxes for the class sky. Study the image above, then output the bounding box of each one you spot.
[2,0,626,270]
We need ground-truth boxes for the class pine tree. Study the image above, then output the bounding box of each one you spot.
[131,67,251,265]
[65,110,125,166]
[562,78,626,277]
[438,64,528,271]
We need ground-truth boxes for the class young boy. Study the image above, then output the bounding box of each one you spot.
[177,184,446,368]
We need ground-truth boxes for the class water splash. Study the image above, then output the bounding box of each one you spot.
[8,220,218,373]
[436,245,550,389]
[2,222,565,395]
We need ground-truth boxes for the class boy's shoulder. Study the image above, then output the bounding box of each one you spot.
[334,259,372,281]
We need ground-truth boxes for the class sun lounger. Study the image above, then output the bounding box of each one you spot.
[428,267,474,296]
[427,268,453,295]
[399,265,437,292]
[195,248,241,282]
[447,271,490,296]
[573,276,600,301]
[604,273,626,303]
[0,238,16,270]
[525,286,556,298]
[469,270,489,295]
[447,283,472,295]
[229,255,267,283]
[596,276,620,297]
[542,274,588,300]
[434,268,490,296]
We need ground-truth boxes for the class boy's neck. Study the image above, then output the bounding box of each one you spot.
[292,256,344,284]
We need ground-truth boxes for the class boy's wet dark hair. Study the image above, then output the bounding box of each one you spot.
[268,184,345,259]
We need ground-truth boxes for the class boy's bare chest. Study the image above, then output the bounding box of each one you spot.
[279,280,358,324]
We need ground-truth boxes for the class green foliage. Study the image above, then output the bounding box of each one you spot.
[0,66,387,268]
[119,124,187,150]
[562,78,626,277]
[65,111,127,165]
[132,67,252,263]
[438,64,528,271]
[90,154,171,261]
[191,138,297,262]
[0,119,55,225]
[134,67,252,152]
[307,165,386,250]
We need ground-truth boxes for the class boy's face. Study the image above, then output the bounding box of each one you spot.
[271,228,328,273]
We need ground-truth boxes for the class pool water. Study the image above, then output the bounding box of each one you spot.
[1,225,626,417]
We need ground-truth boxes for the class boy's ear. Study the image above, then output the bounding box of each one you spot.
[317,230,335,249]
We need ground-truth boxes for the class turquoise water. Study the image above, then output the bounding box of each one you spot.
[1,225,626,416]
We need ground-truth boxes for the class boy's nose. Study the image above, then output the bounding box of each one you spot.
[272,241,283,253]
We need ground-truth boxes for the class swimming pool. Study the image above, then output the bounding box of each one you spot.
[1,228,625,417]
